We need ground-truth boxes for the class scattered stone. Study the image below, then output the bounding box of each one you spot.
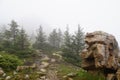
[50,58,56,63]
[52,53,62,60]
[2,73,6,77]
[37,72,46,77]
[13,71,17,75]
[63,75,67,78]
[5,76,11,80]
[16,63,37,72]
[67,73,77,77]
[25,74,29,80]
[41,55,50,61]
[41,62,49,68]
[16,66,29,71]
[40,68,47,73]
[40,76,46,79]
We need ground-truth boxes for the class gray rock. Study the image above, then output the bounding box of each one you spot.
[5,76,11,80]
[25,74,29,79]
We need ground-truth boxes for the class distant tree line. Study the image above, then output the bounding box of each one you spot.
[0,20,85,66]
[33,24,85,66]
[0,20,32,58]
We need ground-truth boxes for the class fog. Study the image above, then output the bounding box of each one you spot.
[0,0,120,43]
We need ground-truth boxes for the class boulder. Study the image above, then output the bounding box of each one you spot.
[80,31,120,80]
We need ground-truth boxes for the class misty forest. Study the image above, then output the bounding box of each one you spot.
[1,18,120,80]
[6,16,120,80]
[0,20,108,80]
[1,0,120,79]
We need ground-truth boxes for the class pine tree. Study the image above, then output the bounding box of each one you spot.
[1,20,19,51]
[73,24,85,54]
[9,20,19,46]
[33,26,46,50]
[62,25,73,56]
[16,28,30,50]
[63,25,72,49]
[0,20,33,58]
[62,24,85,66]
[48,29,58,48]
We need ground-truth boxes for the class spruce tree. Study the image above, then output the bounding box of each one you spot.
[1,20,19,52]
[33,26,46,50]
[62,24,85,66]
[9,20,19,46]
[63,25,72,49]
[73,24,85,54]
[48,29,58,48]
[16,28,30,50]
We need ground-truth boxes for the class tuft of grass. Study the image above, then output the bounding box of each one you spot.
[57,64,105,80]
[75,69,105,80]
[57,64,78,75]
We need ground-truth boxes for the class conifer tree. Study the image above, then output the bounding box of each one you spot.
[72,24,85,54]
[63,25,72,49]
[48,29,58,48]
[16,28,30,50]
[9,20,19,46]
[62,24,85,66]
[33,26,46,50]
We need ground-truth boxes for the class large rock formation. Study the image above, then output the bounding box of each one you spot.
[80,31,120,80]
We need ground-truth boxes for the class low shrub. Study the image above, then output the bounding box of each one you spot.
[0,52,23,71]
[15,49,34,58]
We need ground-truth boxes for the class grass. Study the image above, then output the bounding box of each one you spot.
[57,64,105,80]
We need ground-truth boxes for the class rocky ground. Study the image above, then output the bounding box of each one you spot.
[0,50,106,80]
[0,51,81,80]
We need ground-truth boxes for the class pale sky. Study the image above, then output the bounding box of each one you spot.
[0,0,120,44]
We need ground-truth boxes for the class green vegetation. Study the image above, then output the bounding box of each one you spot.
[0,20,33,58]
[62,25,84,66]
[0,52,23,71]
[76,70,105,80]
[57,64,78,76]
[33,26,46,50]
[0,20,103,80]
[57,64,105,80]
